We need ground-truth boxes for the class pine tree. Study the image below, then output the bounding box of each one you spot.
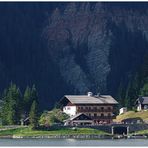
[125,74,140,109]
[22,84,39,122]
[31,84,39,104]
[29,100,39,129]
[23,86,32,115]
[8,83,22,124]
[1,83,22,125]
[117,81,126,107]
[1,88,9,125]
[124,81,131,109]
[16,88,23,122]
[140,82,148,96]
[1,83,40,126]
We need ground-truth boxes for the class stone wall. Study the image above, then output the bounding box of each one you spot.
[64,124,148,134]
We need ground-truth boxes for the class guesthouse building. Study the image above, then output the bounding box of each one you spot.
[59,92,118,125]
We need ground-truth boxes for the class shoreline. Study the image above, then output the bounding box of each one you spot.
[0,134,147,140]
[0,134,112,139]
[10,134,113,139]
[0,126,148,140]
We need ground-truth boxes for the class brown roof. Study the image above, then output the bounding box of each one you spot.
[61,95,118,105]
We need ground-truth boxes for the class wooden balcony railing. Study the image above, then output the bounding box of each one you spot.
[77,109,113,112]
[90,116,116,119]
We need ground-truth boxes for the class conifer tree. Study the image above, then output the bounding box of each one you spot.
[22,84,39,121]
[1,82,22,125]
[31,84,39,103]
[1,88,9,125]
[23,86,32,115]
[1,83,40,125]
[140,82,148,96]
[29,100,39,128]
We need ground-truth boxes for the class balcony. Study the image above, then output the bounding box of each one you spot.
[86,116,114,120]
[90,116,115,120]
[77,109,113,112]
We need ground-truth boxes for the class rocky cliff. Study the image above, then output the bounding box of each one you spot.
[44,3,148,96]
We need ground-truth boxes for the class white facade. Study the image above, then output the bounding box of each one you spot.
[119,107,127,115]
[137,104,142,111]
[63,106,77,116]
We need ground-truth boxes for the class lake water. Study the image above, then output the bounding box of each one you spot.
[0,139,148,146]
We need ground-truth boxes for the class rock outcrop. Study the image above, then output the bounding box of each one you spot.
[44,2,148,96]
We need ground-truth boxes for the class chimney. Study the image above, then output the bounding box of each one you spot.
[97,93,100,97]
[87,92,93,96]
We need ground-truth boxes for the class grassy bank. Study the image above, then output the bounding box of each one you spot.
[133,129,148,135]
[0,127,109,137]
[114,110,148,122]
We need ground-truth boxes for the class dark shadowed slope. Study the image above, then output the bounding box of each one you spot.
[0,2,148,109]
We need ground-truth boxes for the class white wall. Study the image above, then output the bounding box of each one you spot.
[137,104,141,111]
[119,107,127,115]
[63,106,77,116]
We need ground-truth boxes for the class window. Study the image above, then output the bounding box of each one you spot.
[101,113,104,117]
[67,107,70,110]
[94,113,97,117]
[108,107,111,110]
[101,107,104,111]
[108,113,111,117]
[94,107,97,110]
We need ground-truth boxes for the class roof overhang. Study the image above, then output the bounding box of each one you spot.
[58,96,72,106]
[59,95,119,106]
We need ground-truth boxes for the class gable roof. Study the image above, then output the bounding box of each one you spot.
[24,117,29,122]
[67,113,92,121]
[61,95,118,105]
[138,96,148,104]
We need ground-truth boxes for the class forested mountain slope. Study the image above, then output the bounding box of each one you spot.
[0,2,148,109]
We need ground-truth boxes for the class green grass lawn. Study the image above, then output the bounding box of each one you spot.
[114,110,148,122]
[133,129,148,135]
[0,127,109,137]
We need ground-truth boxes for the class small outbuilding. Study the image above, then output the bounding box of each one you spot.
[135,96,148,111]
[119,107,127,115]
[20,117,30,126]
[121,117,144,124]
[64,113,93,126]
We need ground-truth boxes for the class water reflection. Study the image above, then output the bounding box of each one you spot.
[0,139,148,146]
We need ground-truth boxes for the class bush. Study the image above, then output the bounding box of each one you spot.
[39,109,69,126]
